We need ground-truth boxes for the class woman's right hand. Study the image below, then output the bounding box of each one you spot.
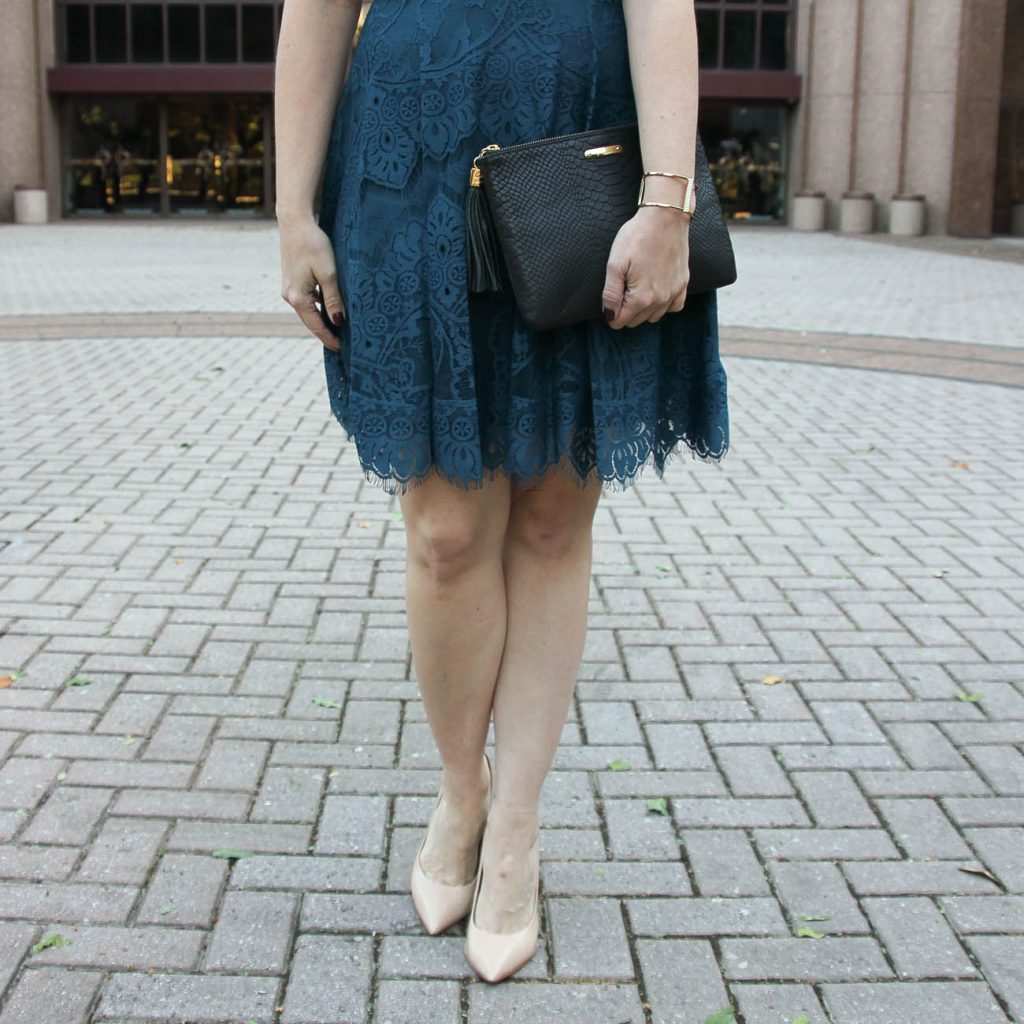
[279,213,347,352]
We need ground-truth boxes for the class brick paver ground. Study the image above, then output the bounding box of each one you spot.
[0,223,1022,1023]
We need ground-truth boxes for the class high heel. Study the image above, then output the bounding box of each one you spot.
[464,822,541,983]
[410,752,493,935]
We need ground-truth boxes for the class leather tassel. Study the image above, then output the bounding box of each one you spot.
[465,179,504,293]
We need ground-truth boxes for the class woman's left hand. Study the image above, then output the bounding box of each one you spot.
[601,207,691,328]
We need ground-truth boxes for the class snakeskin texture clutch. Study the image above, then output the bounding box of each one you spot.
[465,122,737,332]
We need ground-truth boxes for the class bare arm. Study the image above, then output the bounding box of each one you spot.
[602,0,700,329]
[621,0,699,192]
[275,0,363,348]
[274,0,362,220]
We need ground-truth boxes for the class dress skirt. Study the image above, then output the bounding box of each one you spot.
[317,0,730,495]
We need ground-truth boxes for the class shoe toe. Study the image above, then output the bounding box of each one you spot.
[465,909,540,982]
[411,862,476,934]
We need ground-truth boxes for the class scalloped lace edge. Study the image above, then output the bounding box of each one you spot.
[331,426,729,497]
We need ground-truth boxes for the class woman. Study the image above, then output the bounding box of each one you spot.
[276,0,729,983]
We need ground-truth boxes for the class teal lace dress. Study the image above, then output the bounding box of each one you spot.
[317,0,730,494]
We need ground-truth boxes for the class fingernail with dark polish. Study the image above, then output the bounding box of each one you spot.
[604,307,614,322]
[332,311,345,325]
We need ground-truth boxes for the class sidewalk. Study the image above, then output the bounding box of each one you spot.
[0,223,1022,1023]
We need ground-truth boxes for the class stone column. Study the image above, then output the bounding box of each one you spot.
[948,0,1010,235]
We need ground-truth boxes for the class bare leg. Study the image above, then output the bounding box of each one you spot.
[397,468,512,884]
[473,462,603,931]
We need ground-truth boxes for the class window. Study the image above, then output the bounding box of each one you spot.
[723,10,756,69]
[65,3,92,62]
[95,4,127,61]
[168,5,200,62]
[205,4,238,62]
[696,0,795,71]
[242,4,275,61]
[58,1,279,64]
[761,10,790,71]
[131,4,163,62]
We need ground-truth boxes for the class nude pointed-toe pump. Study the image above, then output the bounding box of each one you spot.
[464,824,541,983]
[411,753,493,935]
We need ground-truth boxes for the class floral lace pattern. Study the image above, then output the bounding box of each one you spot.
[318,0,730,494]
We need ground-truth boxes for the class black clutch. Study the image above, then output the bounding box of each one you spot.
[465,121,737,332]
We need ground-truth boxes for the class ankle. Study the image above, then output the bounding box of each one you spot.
[489,795,539,819]
[484,802,540,846]
[440,759,490,806]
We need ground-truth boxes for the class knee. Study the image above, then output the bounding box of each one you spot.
[508,499,585,560]
[406,512,491,583]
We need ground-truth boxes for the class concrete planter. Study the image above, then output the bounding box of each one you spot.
[840,190,874,233]
[1011,201,1024,237]
[889,193,926,236]
[792,190,826,231]
[14,185,48,224]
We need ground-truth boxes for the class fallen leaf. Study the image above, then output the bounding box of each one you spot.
[211,848,255,860]
[311,696,343,709]
[32,933,70,953]
[793,1017,811,1024]
[607,759,631,772]
[0,670,24,688]
[959,865,1002,886]
[391,512,403,522]
[704,1008,735,1024]
[645,797,668,816]
[955,690,982,703]
[158,905,172,916]
[655,562,672,572]
[795,925,825,938]
[797,913,830,921]
[357,520,371,528]
[952,461,969,469]
[66,677,92,688]
[762,675,786,685]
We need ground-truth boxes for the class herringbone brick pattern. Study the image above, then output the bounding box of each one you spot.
[1,311,1023,1020]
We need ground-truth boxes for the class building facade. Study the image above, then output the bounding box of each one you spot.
[1,0,1020,235]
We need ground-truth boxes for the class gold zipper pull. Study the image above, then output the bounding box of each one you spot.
[469,144,501,187]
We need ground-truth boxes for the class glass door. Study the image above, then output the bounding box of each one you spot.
[699,102,789,222]
[166,98,266,215]
[65,97,161,214]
